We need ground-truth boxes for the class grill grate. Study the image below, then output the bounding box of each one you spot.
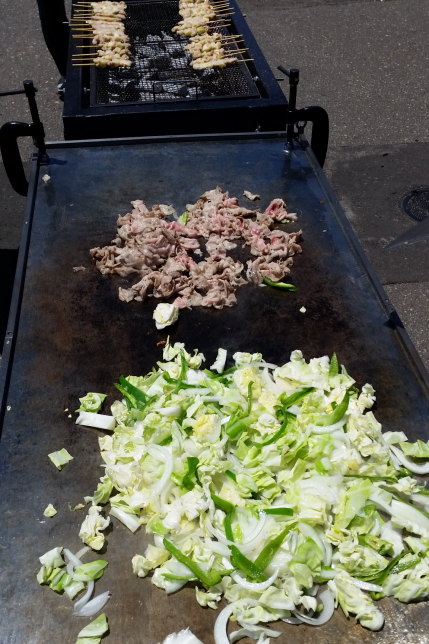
[90,0,260,106]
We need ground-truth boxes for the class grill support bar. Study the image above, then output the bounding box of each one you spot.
[0,80,48,195]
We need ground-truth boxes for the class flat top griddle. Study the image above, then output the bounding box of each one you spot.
[1,133,429,644]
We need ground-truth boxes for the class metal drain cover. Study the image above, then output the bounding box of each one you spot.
[401,187,429,222]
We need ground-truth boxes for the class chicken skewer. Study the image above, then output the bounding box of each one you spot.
[71,0,131,67]
[174,0,248,70]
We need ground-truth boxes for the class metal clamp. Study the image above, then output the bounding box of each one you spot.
[277,65,329,168]
[0,80,47,195]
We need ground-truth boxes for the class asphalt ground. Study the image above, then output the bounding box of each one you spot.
[0,0,428,368]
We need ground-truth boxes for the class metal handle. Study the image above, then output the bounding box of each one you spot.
[0,121,35,196]
[293,105,329,168]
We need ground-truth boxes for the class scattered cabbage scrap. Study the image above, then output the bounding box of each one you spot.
[48,448,73,470]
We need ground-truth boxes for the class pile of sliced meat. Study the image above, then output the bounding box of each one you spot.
[90,187,302,309]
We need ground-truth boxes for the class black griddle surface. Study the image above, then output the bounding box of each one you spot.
[1,134,429,643]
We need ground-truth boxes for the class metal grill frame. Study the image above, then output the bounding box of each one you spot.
[63,0,288,139]
[91,0,261,107]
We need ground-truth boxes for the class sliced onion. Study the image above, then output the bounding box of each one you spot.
[349,577,383,593]
[147,445,173,494]
[64,547,84,579]
[231,569,278,592]
[318,568,336,580]
[74,546,90,560]
[281,615,303,625]
[389,445,429,475]
[63,546,96,611]
[240,512,266,547]
[306,584,319,597]
[207,540,231,556]
[73,579,94,612]
[155,405,182,417]
[309,418,346,434]
[64,547,83,568]
[214,604,234,644]
[74,590,111,616]
[230,626,281,643]
[294,589,335,626]
[411,493,429,509]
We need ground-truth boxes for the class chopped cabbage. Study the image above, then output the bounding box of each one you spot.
[63,342,429,638]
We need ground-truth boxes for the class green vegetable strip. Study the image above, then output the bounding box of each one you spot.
[225,382,254,440]
[246,381,254,414]
[163,372,204,391]
[263,507,294,516]
[225,469,237,481]
[182,457,200,490]
[179,353,188,381]
[253,527,290,570]
[163,538,222,586]
[279,387,315,409]
[358,534,391,555]
[226,416,253,440]
[114,376,152,411]
[315,391,350,426]
[251,413,295,447]
[345,474,398,483]
[204,366,238,380]
[328,353,339,377]
[178,211,188,225]
[229,545,267,582]
[163,573,195,581]
[390,555,421,575]
[371,550,412,585]
[275,388,314,421]
[224,511,234,542]
[262,277,297,291]
[211,494,235,514]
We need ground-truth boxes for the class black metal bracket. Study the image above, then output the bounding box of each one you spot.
[0,80,48,196]
[278,65,329,168]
